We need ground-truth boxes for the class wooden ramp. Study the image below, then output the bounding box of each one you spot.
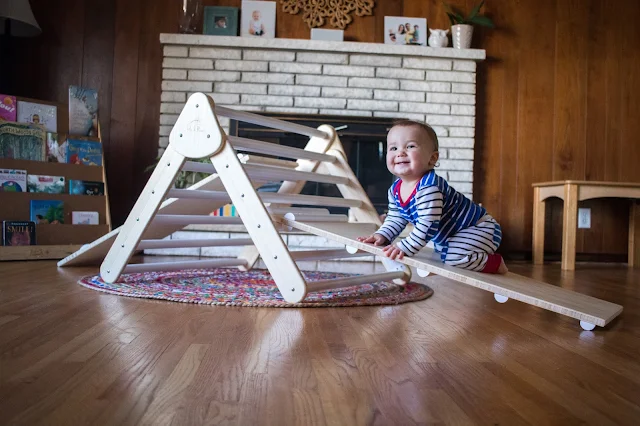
[282,219,624,329]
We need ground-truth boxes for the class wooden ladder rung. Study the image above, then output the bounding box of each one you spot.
[306,271,408,293]
[123,258,248,274]
[137,238,254,250]
[228,136,336,163]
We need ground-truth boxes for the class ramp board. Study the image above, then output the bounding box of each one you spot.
[281,219,623,329]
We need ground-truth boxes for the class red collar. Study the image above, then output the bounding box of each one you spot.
[394,180,419,207]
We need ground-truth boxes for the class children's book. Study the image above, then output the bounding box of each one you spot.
[72,211,99,225]
[0,122,46,161]
[69,179,104,196]
[2,221,36,246]
[46,132,68,163]
[27,175,66,193]
[69,86,99,137]
[30,200,64,224]
[0,169,27,192]
[66,139,102,166]
[17,100,57,132]
[0,95,17,122]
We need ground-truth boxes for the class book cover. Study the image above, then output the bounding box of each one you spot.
[0,169,27,192]
[72,211,99,225]
[66,139,102,166]
[30,200,64,224]
[46,132,68,163]
[27,175,65,193]
[69,179,104,196]
[69,86,98,137]
[2,221,36,246]
[17,100,58,132]
[0,122,46,161]
[0,95,17,122]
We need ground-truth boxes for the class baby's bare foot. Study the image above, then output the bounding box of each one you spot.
[497,258,509,274]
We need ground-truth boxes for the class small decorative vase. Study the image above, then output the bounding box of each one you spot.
[451,24,473,49]
[428,29,449,47]
[178,0,202,34]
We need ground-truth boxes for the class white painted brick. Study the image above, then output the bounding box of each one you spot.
[437,149,448,158]
[376,67,424,80]
[323,87,372,99]
[297,52,348,64]
[217,117,230,127]
[403,58,452,70]
[164,46,188,57]
[159,136,170,148]
[453,60,477,72]
[349,77,398,90]
[433,126,448,137]
[160,114,179,125]
[158,147,165,157]
[449,182,473,193]
[216,82,267,94]
[159,125,173,136]
[297,74,347,87]
[244,49,295,62]
[161,92,186,102]
[437,159,473,170]
[271,62,321,74]
[400,80,451,93]
[448,149,474,160]
[374,89,424,102]
[216,60,268,72]
[209,93,240,105]
[439,137,475,148]
[451,105,476,116]
[241,94,293,107]
[190,47,241,59]
[427,93,476,105]
[374,111,425,121]
[350,54,401,68]
[243,72,294,84]
[160,103,184,114]
[269,85,320,96]
[399,102,449,115]
[163,69,186,80]
[296,97,346,109]
[265,107,318,114]
[348,99,397,111]
[324,65,374,77]
[164,57,212,69]
[320,109,372,117]
[449,127,475,137]
[188,70,240,81]
[426,115,475,127]
[452,83,476,94]
[448,171,473,181]
[462,192,474,200]
[426,71,475,83]
[162,80,212,92]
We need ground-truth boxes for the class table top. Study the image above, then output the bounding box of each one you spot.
[532,180,640,188]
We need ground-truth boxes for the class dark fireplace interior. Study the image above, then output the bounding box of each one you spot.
[230,114,396,215]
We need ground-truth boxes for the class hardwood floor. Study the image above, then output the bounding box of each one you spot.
[0,258,639,425]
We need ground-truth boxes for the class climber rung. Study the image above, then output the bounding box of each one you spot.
[215,106,330,139]
[228,136,336,163]
[152,214,243,225]
[289,249,371,261]
[306,271,408,293]
[137,238,254,250]
[267,207,330,216]
[167,189,363,208]
[122,258,248,274]
[283,212,348,223]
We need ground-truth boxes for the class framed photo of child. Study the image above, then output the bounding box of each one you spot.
[384,16,428,46]
[203,6,239,36]
[241,1,276,39]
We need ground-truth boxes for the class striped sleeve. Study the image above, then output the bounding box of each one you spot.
[374,187,408,243]
[397,186,443,256]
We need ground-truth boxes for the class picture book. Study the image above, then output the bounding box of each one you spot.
[72,211,99,225]
[0,169,27,192]
[69,179,104,196]
[69,86,99,137]
[2,221,36,246]
[66,139,102,166]
[0,122,46,161]
[27,175,65,193]
[46,132,68,163]
[17,100,57,132]
[30,200,64,224]
[0,94,17,122]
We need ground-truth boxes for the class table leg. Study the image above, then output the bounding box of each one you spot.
[561,184,578,271]
[629,201,640,268]
[532,187,546,264]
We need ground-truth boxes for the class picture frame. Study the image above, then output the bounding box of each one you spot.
[203,6,239,36]
[384,16,428,46]
[241,1,276,39]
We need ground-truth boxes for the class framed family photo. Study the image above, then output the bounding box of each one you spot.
[384,16,428,46]
[203,6,239,36]
[241,1,276,39]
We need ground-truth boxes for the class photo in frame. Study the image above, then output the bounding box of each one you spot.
[241,1,276,38]
[384,16,428,46]
[203,6,239,36]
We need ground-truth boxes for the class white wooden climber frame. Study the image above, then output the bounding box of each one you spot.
[59,93,623,332]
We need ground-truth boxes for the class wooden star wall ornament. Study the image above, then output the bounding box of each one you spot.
[280,0,375,30]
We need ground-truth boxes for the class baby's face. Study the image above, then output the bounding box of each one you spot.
[252,11,261,21]
[386,125,438,180]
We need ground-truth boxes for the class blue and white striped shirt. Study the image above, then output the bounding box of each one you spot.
[375,170,486,255]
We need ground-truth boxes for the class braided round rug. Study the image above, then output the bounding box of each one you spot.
[78,268,433,308]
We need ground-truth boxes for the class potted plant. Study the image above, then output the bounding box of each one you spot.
[443,0,495,49]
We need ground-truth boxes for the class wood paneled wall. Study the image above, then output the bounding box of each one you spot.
[5,0,640,258]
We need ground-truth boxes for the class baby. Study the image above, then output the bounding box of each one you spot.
[358,120,508,274]
[249,10,265,36]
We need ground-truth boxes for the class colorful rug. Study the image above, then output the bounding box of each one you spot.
[78,268,433,307]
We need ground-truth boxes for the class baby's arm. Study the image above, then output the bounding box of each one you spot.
[393,186,443,256]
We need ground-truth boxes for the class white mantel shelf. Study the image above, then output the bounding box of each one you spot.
[160,33,486,61]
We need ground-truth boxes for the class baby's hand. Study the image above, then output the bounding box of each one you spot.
[357,233,388,246]
[382,244,405,260]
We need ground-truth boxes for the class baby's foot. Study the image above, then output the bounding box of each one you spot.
[497,257,509,274]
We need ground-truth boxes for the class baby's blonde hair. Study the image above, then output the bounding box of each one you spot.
[391,119,439,151]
